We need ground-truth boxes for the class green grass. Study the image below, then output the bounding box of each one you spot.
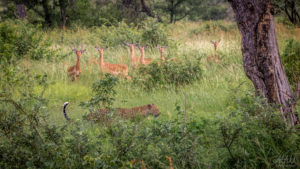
[2,20,300,169]
[21,20,300,126]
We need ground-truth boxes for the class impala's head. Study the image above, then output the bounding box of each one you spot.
[210,40,221,51]
[123,42,136,51]
[157,45,167,53]
[73,45,86,59]
[145,104,161,117]
[136,45,148,52]
[95,46,107,55]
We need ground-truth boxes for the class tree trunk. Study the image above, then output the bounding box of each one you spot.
[140,0,161,22]
[140,0,153,17]
[170,10,174,23]
[15,0,26,20]
[41,0,52,26]
[121,0,139,21]
[230,0,298,125]
[59,0,68,30]
[169,0,175,23]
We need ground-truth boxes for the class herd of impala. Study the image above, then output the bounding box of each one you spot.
[64,40,221,121]
[67,40,221,81]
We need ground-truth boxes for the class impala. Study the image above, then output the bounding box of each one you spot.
[157,45,167,61]
[96,46,130,79]
[67,45,85,81]
[157,45,177,64]
[137,45,152,65]
[124,42,139,67]
[207,40,221,63]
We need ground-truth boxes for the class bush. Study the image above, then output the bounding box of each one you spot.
[282,39,300,86]
[140,18,170,47]
[93,21,141,47]
[133,54,202,90]
[0,64,299,169]
[0,61,52,168]
[92,19,173,48]
[81,74,119,110]
[220,93,300,168]
[190,21,237,35]
[189,4,228,21]
[0,20,56,62]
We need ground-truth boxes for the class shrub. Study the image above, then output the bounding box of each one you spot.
[93,21,141,47]
[140,18,170,47]
[0,64,299,169]
[219,93,300,168]
[0,20,56,62]
[133,54,202,90]
[81,74,119,110]
[190,21,237,35]
[0,60,52,168]
[282,39,300,87]
[92,19,174,48]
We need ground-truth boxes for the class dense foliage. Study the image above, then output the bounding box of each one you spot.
[282,39,300,87]
[0,63,298,168]
[0,20,57,61]
[1,0,232,27]
[92,18,171,47]
[0,2,299,168]
[133,54,202,90]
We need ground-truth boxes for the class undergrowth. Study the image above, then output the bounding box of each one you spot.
[133,54,202,90]
[0,20,299,169]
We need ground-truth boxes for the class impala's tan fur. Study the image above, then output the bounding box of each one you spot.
[207,40,221,63]
[157,46,178,65]
[67,50,83,81]
[128,44,140,67]
[138,46,152,65]
[159,46,166,61]
[96,47,130,79]
[86,104,161,122]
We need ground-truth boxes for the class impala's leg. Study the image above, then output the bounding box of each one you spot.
[215,54,220,63]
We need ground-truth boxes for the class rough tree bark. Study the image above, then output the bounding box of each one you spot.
[15,0,26,20]
[59,0,68,30]
[284,0,300,25]
[140,0,161,22]
[121,0,139,20]
[229,0,298,125]
[167,0,187,23]
[41,0,52,26]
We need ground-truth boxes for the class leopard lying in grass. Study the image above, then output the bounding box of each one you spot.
[63,102,161,122]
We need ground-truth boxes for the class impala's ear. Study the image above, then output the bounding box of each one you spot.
[103,46,108,50]
[156,45,160,49]
[163,46,168,49]
[95,46,100,51]
[123,42,130,46]
[80,49,86,54]
[210,41,215,44]
[73,45,77,53]
[135,44,140,48]
[144,45,149,49]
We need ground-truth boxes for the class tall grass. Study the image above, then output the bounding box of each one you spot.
[1,20,300,168]
[19,20,299,125]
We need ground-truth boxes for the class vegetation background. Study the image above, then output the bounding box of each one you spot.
[0,0,299,168]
